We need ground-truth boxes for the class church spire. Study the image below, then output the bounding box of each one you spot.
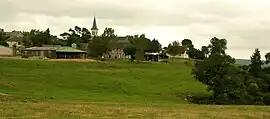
[91,17,98,30]
[91,16,98,36]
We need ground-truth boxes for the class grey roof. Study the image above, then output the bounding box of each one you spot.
[24,47,58,51]
[5,31,23,38]
[5,37,23,42]
[91,17,98,30]
[23,46,86,53]
[117,37,130,44]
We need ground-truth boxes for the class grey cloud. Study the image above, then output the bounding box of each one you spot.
[1,0,270,59]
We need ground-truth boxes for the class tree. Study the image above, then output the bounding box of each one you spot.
[265,52,270,64]
[191,37,256,104]
[88,37,109,57]
[188,48,205,60]
[172,40,180,46]
[101,28,118,51]
[101,28,116,38]
[181,39,192,47]
[60,26,91,46]
[209,37,227,56]
[127,34,150,62]
[249,48,263,78]
[123,45,136,62]
[23,29,54,47]
[201,46,210,58]
[146,39,162,53]
[0,28,10,47]
[88,28,119,58]
[0,28,10,41]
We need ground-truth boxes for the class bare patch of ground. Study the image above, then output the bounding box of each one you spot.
[0,92,8,96]
[1,101,270,119]
[48,59,97,62]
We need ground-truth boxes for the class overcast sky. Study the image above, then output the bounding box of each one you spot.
[1,0,270,59]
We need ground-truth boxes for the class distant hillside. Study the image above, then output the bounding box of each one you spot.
[235,59,251,65]
[235,59,270,67]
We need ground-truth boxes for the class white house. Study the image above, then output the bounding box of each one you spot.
[166,50,189,59]
[5,37,23,48]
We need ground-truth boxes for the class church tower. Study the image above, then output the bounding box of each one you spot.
[91,17,98,37]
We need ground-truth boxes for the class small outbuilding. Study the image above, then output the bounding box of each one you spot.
[144,52,169,62]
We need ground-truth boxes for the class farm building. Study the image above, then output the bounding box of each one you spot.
[22,46,87,59]
[0,45,14,56]
[144,52,169,62]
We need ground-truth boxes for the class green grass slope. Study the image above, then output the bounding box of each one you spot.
[0,59,207,104]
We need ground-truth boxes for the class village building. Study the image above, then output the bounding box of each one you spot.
[89,17,131,59]
[22,45,87,59]
[4,31,24,48]
[5,37,23,48]
[0,45,14,56]
[166,50,189,59]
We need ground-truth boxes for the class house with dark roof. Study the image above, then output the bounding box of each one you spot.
[5,31,24,38]
[5,30,24,48]
[5,37,23,48]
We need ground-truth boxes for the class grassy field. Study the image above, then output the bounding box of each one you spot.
[0,58,269,118]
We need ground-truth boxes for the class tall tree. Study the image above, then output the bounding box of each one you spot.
[265,52,270,64]
[88,28,118,58]
[127,34,150,61]
[188,48,205,60]
[101,28,118,51]
[123,44,136,62]
[146,39,162,52]
[172,40,180,46]
[0,28,10,47]
[181,39,192,47]
[201,46,210,58]
[249,48,263,78]
[88,37,109,57]
[191,37,255,104]
[23,29,54,47]
[101,28,116,38]
[209,37,227,56]
[0,28,9,41]
[60,26,91,46]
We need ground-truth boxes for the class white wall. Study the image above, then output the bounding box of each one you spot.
[0,46,13,56]
[7,41,22,48]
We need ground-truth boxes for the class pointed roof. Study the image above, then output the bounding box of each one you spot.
[91,17,98,30]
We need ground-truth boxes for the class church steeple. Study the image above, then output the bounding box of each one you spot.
[91,16,98,36]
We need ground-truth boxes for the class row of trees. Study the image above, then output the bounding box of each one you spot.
[0,27,163,59]
[2,27,210,61]
[191,37,270,105]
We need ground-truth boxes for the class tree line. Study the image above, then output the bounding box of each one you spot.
[190,37,270,105]
[2,27,200,60]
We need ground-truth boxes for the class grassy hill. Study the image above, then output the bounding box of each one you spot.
[1,58,269,118]
[0,59,207,104]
